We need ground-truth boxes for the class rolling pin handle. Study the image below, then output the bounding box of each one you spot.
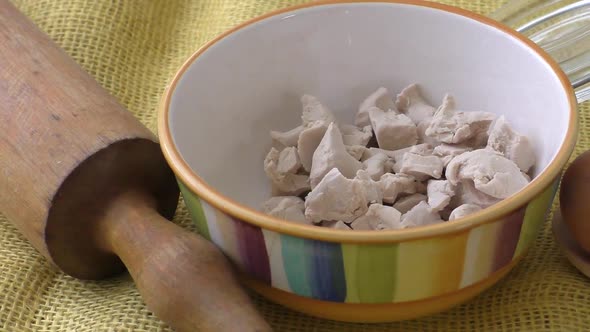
[97,190,273,332]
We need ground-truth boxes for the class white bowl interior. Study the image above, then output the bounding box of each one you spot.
[168,2,571,210]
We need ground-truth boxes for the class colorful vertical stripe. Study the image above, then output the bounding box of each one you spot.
[342,244,397,303]
[213,209,242,266]
[460,221,500,288]
[178,182,210,240]
[281,235,347,302]
[201,200,224,250]
[280,235,313,297]
[310,240,347,301]
[234,217,271,284]
[395,232,468,302]
[460,207,526,287]
[261,229,291,292]
[514,180,559,257]
[180,177,556,304]
[491,208,525,272]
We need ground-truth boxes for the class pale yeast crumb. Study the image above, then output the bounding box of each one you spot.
[379,173,421,204]
[401,201,443,228]
[264,147,310,195]
[487,116,535,172]
[305,168,378,223]
[398,152,443,180]
[395,83,436,125]
[446,149,529,199]
[341,124,373,147]
[345,145,367,160]
[270,125,303,147]
[425,94,496,145]
[426,179,455,211]
[433,143,472,167]
[301,94,336,126]
[263,86,536,230]
[276,147,301,174]
[355,87,395,127]
[309,123,363,188]
[350,204,403,230]
[297,122,328,172]
[369,107,418,150]
[392,193,427,214]
[362,152,392,181]
[449,204,482,221]
[262,196,308,224]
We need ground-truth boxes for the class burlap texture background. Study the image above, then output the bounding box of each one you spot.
[1,0,589,331]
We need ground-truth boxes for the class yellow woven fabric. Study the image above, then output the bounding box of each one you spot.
[1,0,589,331]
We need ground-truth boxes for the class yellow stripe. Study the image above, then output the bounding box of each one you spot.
[394,232,468,302]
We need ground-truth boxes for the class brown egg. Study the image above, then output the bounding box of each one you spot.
[552,210,590,278]
[560,150,590,253]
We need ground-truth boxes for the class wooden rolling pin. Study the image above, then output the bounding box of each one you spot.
[0,1,272,331]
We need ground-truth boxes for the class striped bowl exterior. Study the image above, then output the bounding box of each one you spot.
[180,180,557,304]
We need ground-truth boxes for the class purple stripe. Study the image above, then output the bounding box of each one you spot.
[492,207,526,272]
[233,217,271,284]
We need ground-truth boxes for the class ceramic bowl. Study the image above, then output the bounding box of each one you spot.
[158,0,577,322]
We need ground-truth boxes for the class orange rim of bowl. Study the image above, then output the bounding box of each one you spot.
[158,0,578,244]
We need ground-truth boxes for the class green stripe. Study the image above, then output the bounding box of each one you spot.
[281,235,313,297]
[178,181,211,241]
[342,243,398,303]
[514,179,558,257]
